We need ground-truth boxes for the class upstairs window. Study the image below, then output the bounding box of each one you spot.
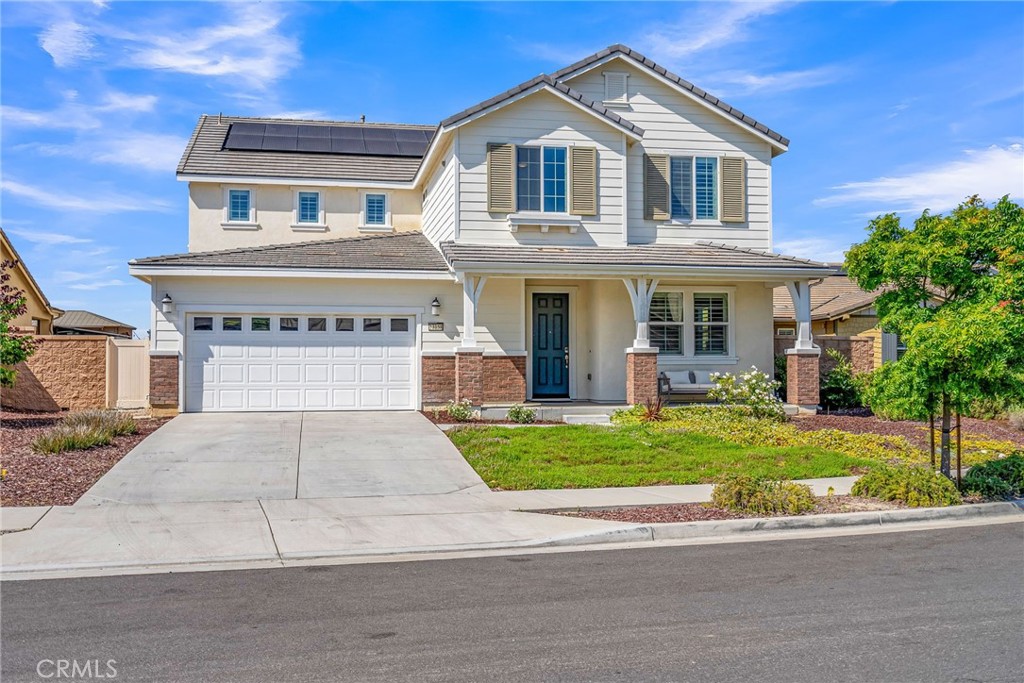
[228,189,252,222]
[361,192,390,229]
[668,156,718,221]
[297,191,321,224]
[516,146,566,213]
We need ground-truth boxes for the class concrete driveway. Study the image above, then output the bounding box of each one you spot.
[78,412,487,505]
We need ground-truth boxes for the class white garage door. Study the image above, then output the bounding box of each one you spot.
[185,313,416,412]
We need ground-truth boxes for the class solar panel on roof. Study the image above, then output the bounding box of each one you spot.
[222,122,430,157]
[296,137,333,152]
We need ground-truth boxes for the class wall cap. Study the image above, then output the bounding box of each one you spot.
[784,347,822,357]
[149,350,181,358]
[626,347,660,354]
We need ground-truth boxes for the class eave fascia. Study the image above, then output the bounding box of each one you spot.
[449,262,834,280]
[129,265,456,282]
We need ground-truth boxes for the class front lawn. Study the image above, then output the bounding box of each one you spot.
[449,424,876,490]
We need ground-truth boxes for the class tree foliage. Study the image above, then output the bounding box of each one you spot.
[845,196,1024,474]
[0,259,38,387]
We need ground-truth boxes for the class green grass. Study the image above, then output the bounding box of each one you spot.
[449,424,877,490]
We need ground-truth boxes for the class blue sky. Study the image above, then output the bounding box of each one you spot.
[2,1,1022,336]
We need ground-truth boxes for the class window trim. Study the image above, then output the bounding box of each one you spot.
[515,144,568,214]
[291,188,327,230]
[359,191,392,231]
[665,155,721,223]
[647,287,736,362]
[221,187,257,228]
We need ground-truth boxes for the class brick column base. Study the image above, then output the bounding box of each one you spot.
[786,348,821,411]
[626,348,659,405]
[455,350,484,405]
[149,353,180,415]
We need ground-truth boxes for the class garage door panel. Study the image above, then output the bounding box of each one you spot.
[186,313,416,412]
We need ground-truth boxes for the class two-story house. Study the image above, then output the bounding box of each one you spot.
[130,45,829,414]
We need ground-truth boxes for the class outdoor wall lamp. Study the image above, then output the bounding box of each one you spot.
[431,297,441,316]
[161,293,174,315]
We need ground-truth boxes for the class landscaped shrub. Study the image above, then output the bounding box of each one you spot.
[31,410,138,455]
[707,367,786,421]
[851,465,962,507]
[820,349,863,410]
[711,474,815,515]
[444,399,478,422]
[960,452,1024,498]
[506,404,536,424]
[640,396,665,422]
[774,354,788,399]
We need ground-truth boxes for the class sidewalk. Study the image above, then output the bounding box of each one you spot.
[3,477,1020,580]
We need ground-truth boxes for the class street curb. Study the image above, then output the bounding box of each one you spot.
[535,501,1024,547]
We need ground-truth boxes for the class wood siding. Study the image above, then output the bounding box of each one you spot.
[422,138,457,244]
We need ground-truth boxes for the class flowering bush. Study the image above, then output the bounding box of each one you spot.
[444,399,478,422]
[506,404,536,424]
[707,366,786,421]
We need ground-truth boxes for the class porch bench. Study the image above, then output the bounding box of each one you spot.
[658,370,716,402]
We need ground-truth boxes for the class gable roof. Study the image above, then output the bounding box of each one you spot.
[549,44,790,151]
[773,269,878,321]
[130,232,450,272]
[0,227,59,316]
[54,310,135,331]
[440,74,645,139]
[443,241,831,275]
[177,115,435,183]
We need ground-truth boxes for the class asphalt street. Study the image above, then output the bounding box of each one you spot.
[2,524,1022,682]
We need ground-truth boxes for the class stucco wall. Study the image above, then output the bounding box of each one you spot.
[187,183,423,252]
[1,239,55,334]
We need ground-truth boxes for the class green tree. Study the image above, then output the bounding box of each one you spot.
[0,259,38,387]
[845,196,1024,477]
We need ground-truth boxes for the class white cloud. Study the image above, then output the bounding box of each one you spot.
[265,110,331,121]
[55,266,118,283]
[95,91,158,113]
[109,4,300,89]
[2,179,173,214]
[2,88,159,132]
[69,278,128,291]
[705,65,842,96]
[39,20,95,67]
[30,131,187,172]
[644,1,790,60]
[815,144,1024,214]
[774,237,849,263]
[4,229,92,246]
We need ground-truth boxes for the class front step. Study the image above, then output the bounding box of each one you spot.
[562,414,613,425]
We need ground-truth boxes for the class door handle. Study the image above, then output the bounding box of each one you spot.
[564,347,569,367]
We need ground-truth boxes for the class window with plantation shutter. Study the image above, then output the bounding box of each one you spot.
[487,143,515,213]
[643,153,670,221]
[569,146,597,215]
[720,157,746,223]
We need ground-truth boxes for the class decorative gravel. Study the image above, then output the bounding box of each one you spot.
[792,414,1024,450]
[0,411,170,507]
[554,495,902,524]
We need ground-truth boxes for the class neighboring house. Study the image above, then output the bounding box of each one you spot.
[773,268,905,370]
[53,310,136,338]
[129,44,832,414]
[0,227,62,335]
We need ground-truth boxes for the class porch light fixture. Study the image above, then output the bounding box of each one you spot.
[161,293,174,315]
[431,297,441,316]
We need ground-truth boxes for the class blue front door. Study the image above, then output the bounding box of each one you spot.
[532,293,569,398]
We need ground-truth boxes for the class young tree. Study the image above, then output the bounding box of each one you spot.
[845,196,1024,477]
[0,259,38,387]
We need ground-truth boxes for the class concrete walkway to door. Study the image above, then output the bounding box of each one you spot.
[77,412,489,505]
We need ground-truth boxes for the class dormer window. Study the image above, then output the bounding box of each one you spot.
[222,187,257,227]
[359,191,392,231]
[603,72,629,106]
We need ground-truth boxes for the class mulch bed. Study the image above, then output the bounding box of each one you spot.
[792,413,1024,450]
[0,411,171,507]
[421,410,561,426]
[553,496,903,524]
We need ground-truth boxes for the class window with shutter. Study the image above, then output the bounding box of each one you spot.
[603,72,628,105]
[720,157,746,223]
[569,146,597,216]
[643,153,670,221]
[487,143,515,213]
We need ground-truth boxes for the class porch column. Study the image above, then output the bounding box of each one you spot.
[623,277,660,405]
[456,275,487,405]
[623,277,660,348]
[784,280,820,411]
